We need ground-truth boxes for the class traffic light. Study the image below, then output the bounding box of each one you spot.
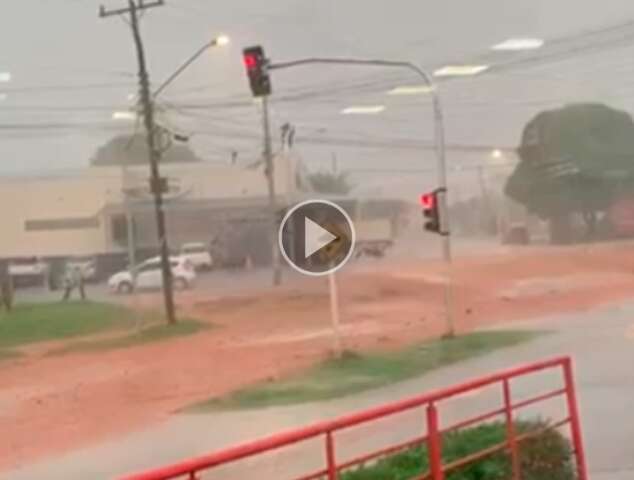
[420,188,445,234]
[242,46,272,97]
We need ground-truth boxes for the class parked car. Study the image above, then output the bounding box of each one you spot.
[108,256,196,294]
[66,255,97,281]
[180,242,213,271]
[9,257,49,287]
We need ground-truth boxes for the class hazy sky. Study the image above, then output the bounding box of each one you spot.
[3,0,634,192]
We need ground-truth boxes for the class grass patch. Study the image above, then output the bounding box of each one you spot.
[53,319,208,354]
[0,301,136,349]
[341,420,575,480]
[189,330,543,411]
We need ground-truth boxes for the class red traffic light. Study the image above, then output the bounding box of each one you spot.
[420,193,436,209]
[242,46,272,97]
[243,53,258,70]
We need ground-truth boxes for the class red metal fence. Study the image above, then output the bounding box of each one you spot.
[120,356,588,480]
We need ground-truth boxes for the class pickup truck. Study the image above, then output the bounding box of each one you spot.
[354,219,394,258]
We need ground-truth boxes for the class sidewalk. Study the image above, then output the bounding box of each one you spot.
[7,302,634,479]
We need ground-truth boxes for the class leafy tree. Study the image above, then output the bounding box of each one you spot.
[308,171,352,194]
[90,133,202,166]
[505,103,634,242]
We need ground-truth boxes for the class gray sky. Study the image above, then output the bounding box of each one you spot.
[3,0,634,187]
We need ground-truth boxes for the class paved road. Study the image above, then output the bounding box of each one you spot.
[11,235,506,305]
[6,301,634,479]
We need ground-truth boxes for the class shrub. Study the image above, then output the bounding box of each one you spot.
[341,420,575,480]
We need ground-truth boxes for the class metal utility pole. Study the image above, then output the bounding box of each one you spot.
[268,57,455,336]
[100,0,176,325]
[262,96,282,285]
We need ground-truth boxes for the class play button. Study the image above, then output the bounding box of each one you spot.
[304,217,338,258]
[279,199,356,276]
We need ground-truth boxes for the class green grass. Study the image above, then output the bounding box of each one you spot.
[0,301,136,349]
[340,420,575,480]
[188,330,543,411]
[0,302,208,357]
[53,319,208,354]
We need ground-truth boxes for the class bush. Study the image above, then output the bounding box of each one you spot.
[341,420,575,480]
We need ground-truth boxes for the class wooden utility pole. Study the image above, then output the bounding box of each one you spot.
[100,0,176,325]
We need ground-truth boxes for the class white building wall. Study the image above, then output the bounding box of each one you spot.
[0,155,297,258]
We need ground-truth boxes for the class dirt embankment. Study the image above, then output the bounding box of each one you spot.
[2,243,634,470]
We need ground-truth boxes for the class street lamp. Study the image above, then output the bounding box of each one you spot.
[153,34,230,98]
[214,34,230,47]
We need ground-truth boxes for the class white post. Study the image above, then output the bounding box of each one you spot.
[328,269,343,358]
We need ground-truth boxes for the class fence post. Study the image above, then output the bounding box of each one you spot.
[562,358,589,480]
[325,431,338,480]
[503,379,521,480]
[426,403,445,480]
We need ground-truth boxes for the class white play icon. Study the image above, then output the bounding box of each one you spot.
[304,216,338,258]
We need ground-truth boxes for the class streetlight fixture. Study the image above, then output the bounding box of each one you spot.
[214,34,230,47]
[153,34,230,98]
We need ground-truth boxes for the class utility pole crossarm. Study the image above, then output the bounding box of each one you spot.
[99,0,164,17]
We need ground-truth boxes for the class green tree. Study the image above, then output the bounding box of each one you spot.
[90,133,202,166]
[308,171,352,194]
[505,103,634,242]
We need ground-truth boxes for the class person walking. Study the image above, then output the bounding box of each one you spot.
[62,265,86,301]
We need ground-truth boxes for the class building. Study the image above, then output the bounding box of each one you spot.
[0,151,408,278]
[0,153,299,274]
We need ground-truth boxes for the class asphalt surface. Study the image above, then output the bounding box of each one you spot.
[11,236,509,305]
[6,300,634,479]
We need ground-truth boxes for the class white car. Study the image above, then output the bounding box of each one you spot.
[108,256,196,294]
[180,242,213,271]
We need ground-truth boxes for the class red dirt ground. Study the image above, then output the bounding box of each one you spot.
[2,243,634,471]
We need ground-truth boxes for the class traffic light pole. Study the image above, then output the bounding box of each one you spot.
[269,57,455,337]
[262,96,283,286]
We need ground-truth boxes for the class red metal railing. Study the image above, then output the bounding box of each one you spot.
[120,356,588,480]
